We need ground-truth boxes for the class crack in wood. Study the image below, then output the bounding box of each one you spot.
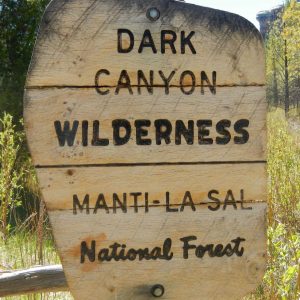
[35,160,267,169]
[51,200,266,212]
[25,84,266,90]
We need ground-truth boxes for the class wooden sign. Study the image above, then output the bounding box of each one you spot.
[24,0,267,299]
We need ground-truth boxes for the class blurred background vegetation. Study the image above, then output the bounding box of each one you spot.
[0,0,299,299]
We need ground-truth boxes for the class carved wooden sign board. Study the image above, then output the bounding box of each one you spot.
[24,0,267,299]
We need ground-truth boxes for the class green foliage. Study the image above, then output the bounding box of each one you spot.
[266,19,285,107]
[0,0,49,118]
[268,110,300,228]
[266,225,300,299]
[4,292,72,300]
[265,0,300,111]
[283,0,300,78]
[245,110,300,300]
[261,110,299,299]
[283,0,300,107]
[0,113,26,239]
[0,231,73,300]
[0,230,59,269]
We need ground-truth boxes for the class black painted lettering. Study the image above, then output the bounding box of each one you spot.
[149,247,161,260]
[195,245,205,258]
[113,193,127,213]
[115,70,133,95]
[135,120,151,145]
[213,244,224,257]
[180,191,196,212]
[216,119,231,145]
[201,71,217,95]
[180,70,196,95]
[161,30,177,54]
[113,119,131,146]
[158,70,176,94]
[92,121,109,146]
[94,194,109,214]
[118,245,127,261]
[96,238,173,262]
[135,248,149,261]
[222,243,234,256]
[137,70,154,94]
[155,119,172,145]
[138,30,157,53]
[161,238,174,260]
[197,120,213,145]
[131,192,142,213]
[54,121,79,147]
[118,29,134,53]
[208,190,221,211]
[181,31,196,54]
[127,249,137,261]
[81,240,96,263]
[195,244,214,258]
[109,243,122,261]
[81,237,246,263]
[180,236,197,259]
[175,120,194,145]
[234,119,250,144]
[204,245,215,257]
[231,237,246,257]
[180,236,246,259]
[98,248,111,262]
[223,190,238,210]
[95,69,110,95]
[166,192,178,212]
[145,192,149,213]
[240,189,253,210]
[82,121,88,146]
[73,194,90,215]
[223,244,234,257]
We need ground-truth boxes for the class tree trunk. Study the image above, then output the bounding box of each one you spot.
[284,39,289,115]
[273,57,279,107]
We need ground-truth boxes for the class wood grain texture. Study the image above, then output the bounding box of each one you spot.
[0,266,67,297]
[25,86,266,166]
[37,164,266,211]
[26,0,264,87]
[48,203,267,300]
[24,0,267,299]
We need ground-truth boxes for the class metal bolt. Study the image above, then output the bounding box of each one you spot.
[146,7,160,21]
[151,284,165,297]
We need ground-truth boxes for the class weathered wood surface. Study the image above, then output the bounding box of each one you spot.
[26,0,264,87]
[24,0,267,299]
[0,265,67,297]
[37,164,266,210]
[25,86,266,166]
[49,204,266,300]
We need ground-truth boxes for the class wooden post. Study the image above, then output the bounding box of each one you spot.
[0,265,68,297]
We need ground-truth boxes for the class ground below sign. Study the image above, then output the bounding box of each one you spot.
[24,0,267,299]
